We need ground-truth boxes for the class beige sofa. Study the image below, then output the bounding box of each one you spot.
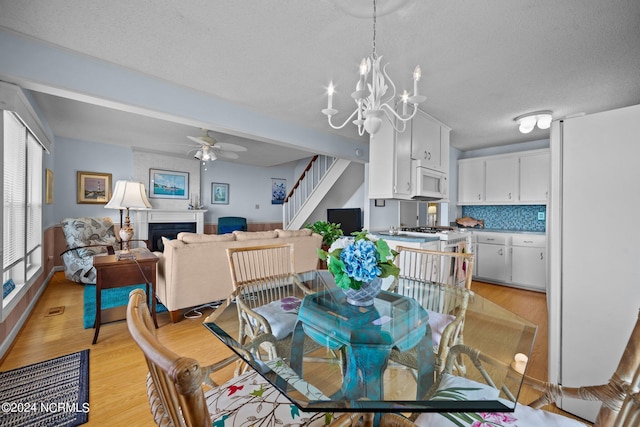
[154,229,322,322]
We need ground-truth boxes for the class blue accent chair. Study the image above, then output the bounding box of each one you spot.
[217,216,247,234]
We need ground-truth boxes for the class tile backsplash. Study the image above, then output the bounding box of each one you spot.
[460,205,546,232]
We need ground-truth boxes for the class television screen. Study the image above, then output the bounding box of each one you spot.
[327,208,362,236]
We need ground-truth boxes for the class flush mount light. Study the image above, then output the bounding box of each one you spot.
[514,111,553,133]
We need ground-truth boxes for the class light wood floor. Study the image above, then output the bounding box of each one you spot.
[0,272,591,426]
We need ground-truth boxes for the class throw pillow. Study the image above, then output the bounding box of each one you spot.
[233,230,278,241]
[426,309,455,347]
[178,233,236,243]
[251,297,302,340]
[275,229,312,238]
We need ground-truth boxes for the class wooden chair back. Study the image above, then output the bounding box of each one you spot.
[394,246,474,290]
[227,243,296,290]
[127,288,210,426]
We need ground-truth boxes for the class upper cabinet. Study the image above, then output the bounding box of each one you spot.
[519,151,550,203]
[369,108,450,200]
[458,158,485,202]
[458,148,549,205]
[485,156,518,203]
[411,109,449,173]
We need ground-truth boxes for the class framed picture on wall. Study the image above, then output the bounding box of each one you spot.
[149,168,189,199]
[211,182,229,204]
[271,178,286,205]
[45,168,54,204]
[77,171,112,204]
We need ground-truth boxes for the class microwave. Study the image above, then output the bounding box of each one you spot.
[412,166,448,201]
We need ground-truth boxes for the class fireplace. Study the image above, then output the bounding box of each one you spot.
[148,222,196,252]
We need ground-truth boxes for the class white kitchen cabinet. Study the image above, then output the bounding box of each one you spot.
[475,233,511,283]
[410,109,449,173]
[458,149,549,205]
[511,234,546,291]
[519,151,550,203]
[458,159,485,203]
[369,107,450,200]
[368,109,413,199]
[485,156,518,203]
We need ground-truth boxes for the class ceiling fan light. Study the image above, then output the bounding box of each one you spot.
[194,149,203,160]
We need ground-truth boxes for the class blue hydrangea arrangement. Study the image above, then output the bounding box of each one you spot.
[318,230,400,291]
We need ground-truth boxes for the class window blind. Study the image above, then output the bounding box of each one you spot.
[3,111,26,270]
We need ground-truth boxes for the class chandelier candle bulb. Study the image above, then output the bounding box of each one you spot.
[327,83,334,110]
[413,65,421,96]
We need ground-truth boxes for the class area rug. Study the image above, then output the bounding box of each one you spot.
[0,350,89,427]
[83,284,167,329]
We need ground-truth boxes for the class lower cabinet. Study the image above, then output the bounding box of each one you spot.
[476,233,511,283]
[511,235,546,291]
[474,232,547,292]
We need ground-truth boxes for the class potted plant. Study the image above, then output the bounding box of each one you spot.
[304,221,344,249]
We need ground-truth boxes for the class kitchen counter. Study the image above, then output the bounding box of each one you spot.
[370,231,440,243]
[461,228,545,235]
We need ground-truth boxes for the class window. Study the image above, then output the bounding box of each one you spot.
[2,110,44,315]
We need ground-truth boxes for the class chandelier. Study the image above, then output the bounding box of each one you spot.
[322,0,426,136]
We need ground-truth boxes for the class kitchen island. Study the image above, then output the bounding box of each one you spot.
[370,231,440,251]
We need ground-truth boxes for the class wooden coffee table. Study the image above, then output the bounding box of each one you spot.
[92,250,158,344]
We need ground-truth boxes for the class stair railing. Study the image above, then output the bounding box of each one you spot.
[282,155,337,229]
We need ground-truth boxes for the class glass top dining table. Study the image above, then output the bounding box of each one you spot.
[203,270,537,415]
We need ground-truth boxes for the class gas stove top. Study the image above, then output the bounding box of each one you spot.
[401,226,451,234]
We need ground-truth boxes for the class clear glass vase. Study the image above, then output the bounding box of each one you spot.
[341,277,383,306]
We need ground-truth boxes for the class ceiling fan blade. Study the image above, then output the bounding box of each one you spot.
[187,135,216,146]
[213,142,247,152]
[216,151,239,159]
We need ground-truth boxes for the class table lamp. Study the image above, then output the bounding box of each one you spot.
[105,180,152,258]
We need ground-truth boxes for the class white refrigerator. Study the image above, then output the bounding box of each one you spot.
[548,103,640,421]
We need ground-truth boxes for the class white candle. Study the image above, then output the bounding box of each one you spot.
[413,66,422,96]
[327,82,334,110]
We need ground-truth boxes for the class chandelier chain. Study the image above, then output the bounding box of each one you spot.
[372,0,377,57]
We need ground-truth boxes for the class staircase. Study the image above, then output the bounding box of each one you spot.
[282,155,352,230]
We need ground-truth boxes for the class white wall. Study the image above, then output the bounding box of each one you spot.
[53,138,134,225]
[52,138,300,227]
[132,150,200,211]
[199,159,297,224]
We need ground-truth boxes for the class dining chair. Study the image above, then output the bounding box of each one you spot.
[613,363,640,427]
[226,243,319,360]
[380,308,640,427]
[127,288,369,427]
[394,246,474,290]
[389,246,475,376]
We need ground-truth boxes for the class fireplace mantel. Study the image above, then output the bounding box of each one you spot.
[134,209,206,240]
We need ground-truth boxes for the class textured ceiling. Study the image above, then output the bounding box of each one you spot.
[0,0,639,164]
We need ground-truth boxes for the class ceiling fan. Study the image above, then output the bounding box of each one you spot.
[187,129,247,161]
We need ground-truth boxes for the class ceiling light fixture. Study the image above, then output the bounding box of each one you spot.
[194,146,217,163]
[514,111,553,134]
[322,0,426,136]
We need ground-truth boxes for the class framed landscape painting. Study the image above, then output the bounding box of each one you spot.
[149,169,189,199]
[77,171,112,204]
[211,182,229,204]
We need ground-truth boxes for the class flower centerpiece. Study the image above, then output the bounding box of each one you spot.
[318,230,400,306]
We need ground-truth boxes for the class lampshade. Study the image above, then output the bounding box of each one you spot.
[105,181,151,210]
